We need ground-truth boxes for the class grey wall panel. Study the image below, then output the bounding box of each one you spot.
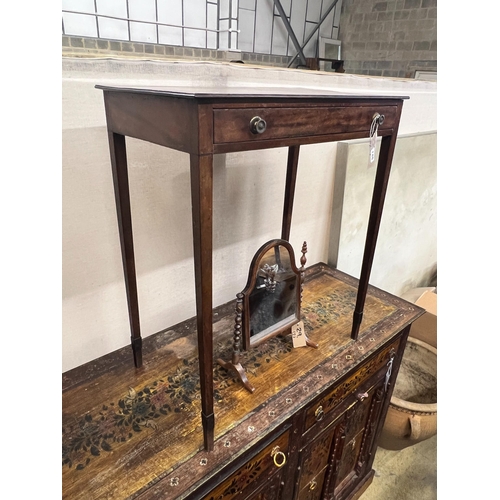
[240,0,256,9]
[97,19,129,40]
[184,0,207,47]
[63,0,95,14]
[303,21,318,57]
[128,1,157,43]
[220,0,230,18]
[158,26,182,46]
[319,1,336,38]
[95,0,128,40]
[333,0,342,27]
[63,13,98,37]
[96,0,127,17]
[254,0,273,54]
[219,19,229,49]
[238,8,255,52]
[184,0,207,27]
[128,0,156,21]
[274,0,291,16]
[306,0,322,23]
[157,0,183,46]
[271,15,288,55]
[230,20,238,49]
[207,2,218,49]
[157,0,182,26]
[184,29,206,48]
[130,22,157,43]
[289,0,307,55]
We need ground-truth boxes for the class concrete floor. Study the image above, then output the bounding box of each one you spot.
[362,435,437,500]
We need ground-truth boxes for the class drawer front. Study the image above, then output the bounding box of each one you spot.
[335,429,365,490]
[203,430,289,500]
[304,337,400,433]
[328,379,387,500]
[297,466,329,500]
[244,473,283,500]
[213,105,398,144]
[298,421,339,491]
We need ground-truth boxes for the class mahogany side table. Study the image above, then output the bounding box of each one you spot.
[96,84,407,451]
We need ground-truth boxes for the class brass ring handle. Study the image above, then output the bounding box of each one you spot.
[309,480,317,490]
[249,116,267,134]
[271,446,287,468]
[315,405,324,421]
[372,112,385,126]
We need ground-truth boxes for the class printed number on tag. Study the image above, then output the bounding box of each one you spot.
[292,321,307,348]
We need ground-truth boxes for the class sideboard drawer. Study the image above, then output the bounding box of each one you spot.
[213,105,398,145]
[304,337,400,433]
[203,429,289,500]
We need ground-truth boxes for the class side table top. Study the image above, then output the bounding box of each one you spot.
[95,84,409,102]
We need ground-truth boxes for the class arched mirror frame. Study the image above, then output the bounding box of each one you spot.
[241,238,301,350]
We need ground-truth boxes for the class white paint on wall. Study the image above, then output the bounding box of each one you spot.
[332,133,437,297]
[62,58,436,372]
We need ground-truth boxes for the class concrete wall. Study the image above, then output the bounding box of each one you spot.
[338,0,437,77]
[62,57,436,372]
[329,132,437,292]
[62,34,292,67]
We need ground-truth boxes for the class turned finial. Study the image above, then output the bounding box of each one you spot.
[300,241,308,270]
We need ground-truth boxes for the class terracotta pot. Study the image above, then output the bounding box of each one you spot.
[379,337,437,450]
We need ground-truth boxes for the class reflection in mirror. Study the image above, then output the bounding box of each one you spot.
[249,245,297,344]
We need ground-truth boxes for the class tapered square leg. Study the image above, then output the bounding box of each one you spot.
[108,131,143,368]
[190,153,215,450]
[351,123,401,339]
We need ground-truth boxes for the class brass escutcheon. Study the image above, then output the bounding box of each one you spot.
[310,480,317,490]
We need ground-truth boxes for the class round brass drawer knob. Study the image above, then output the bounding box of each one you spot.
[249,116,267,134]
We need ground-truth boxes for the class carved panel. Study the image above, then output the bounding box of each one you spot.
[298,423,337,491]
[356,385,385,475]
[203,431,289,500]
[245,472,282,500]
[304,338,400,431]
[335,430,364,490]
[297,466,328,500]
[344,394,372,445]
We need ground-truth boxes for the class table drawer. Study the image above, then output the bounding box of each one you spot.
[304,337,400,433]
[213,105,398,144]
[203,429,289,500]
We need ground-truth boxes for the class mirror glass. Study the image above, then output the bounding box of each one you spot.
[248,245,298,344]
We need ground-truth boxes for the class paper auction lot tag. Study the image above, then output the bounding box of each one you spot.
[291,321,307,348]
[368,113,380,168]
